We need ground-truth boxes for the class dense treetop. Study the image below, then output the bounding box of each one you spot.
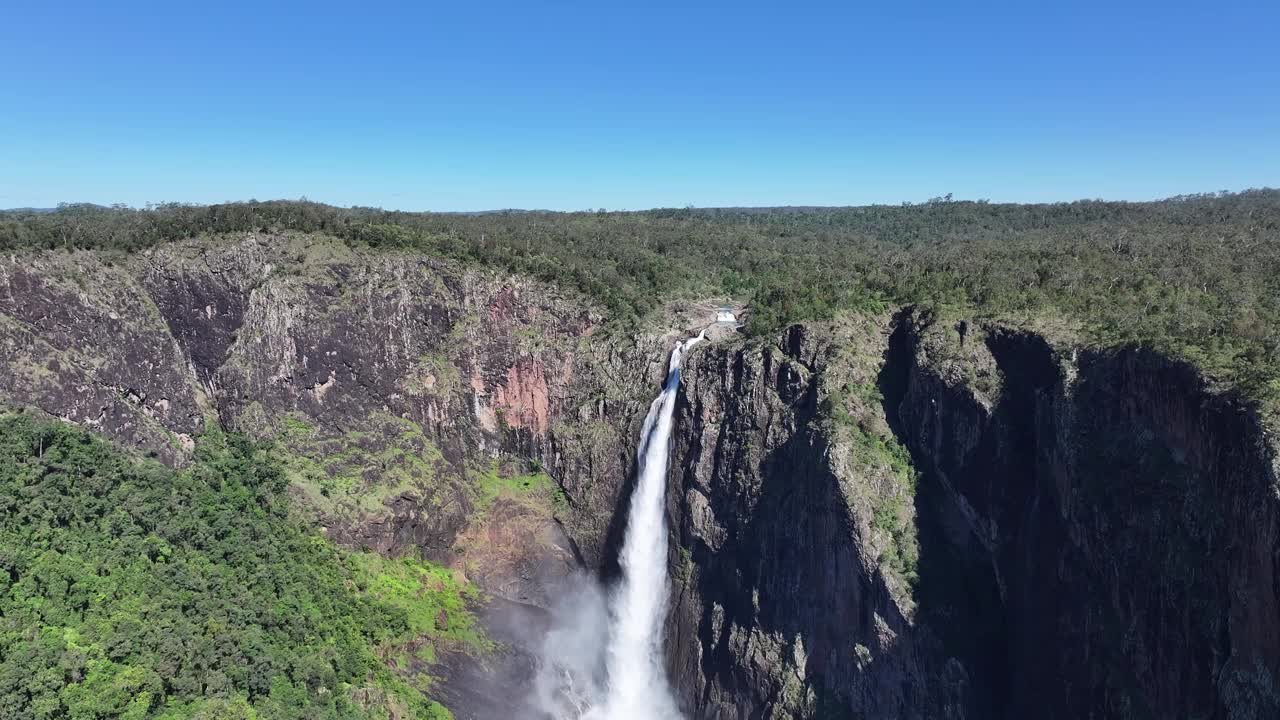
[2,191,1278,403]
[0,414,474,719]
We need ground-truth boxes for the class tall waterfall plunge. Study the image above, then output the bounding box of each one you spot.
[537,333,703,720]
[595,332,703,719]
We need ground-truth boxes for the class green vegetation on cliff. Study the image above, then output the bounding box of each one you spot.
[0,413,480,720]
[276,413,450,518]
[2,191,1278,403]
[825,377,921,595]
[471,460,559,514]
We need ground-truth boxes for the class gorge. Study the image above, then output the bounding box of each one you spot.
[0,212,1278,720]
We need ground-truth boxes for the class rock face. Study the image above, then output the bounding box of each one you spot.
[2,238,1278,719]
[888,313,1280,720]
[0,235,654,602]
[665,320,967,719]
[0,252,207,464]
[653,312,1279,719]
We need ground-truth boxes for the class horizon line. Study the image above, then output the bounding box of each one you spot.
[3,186,1277,216]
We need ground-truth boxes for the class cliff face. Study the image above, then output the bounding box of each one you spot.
[653,312,1279,720]
[665,320,966,719]
[0,235,652,598]
[0,251,209,463]
[890,313,1280,720]
[2,240,1278,719]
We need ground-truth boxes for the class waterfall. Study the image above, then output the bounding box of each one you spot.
[538,332,703,720]
[589,332,703,720]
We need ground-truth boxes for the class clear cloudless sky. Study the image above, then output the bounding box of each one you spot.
[2,0,1278,210]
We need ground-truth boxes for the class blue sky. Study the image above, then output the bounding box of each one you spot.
[2,0,1277,210]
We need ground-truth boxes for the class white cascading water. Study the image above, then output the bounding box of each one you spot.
[584,331,704,720]
[534,333,705,719]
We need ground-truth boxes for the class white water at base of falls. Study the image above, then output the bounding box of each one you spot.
[588,331,704,720]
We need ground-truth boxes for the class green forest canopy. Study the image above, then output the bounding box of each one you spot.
[2,190,1278,403]
[0,413,479,720]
